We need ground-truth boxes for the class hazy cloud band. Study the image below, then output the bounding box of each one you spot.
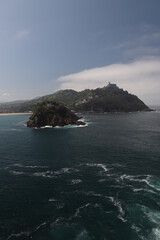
[58,58,160,105]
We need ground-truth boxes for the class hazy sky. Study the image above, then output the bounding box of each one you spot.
[0,0,160,105]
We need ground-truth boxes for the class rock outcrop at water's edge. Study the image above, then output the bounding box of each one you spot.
[27,100,85,128]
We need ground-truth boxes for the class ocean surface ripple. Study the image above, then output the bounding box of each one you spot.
[0,113,160,240]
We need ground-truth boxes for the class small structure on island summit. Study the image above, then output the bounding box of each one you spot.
[27,100,85,128]
[107,82,117,88]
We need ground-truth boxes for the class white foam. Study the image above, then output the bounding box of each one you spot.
[10,166,79,179]
[98,164,109,172]
[7,231,30,240]
[73,203,91,218]
[98,179,106,183]
[32,171,55,178]
[119,174,160,194]
[50,217,64,227]
[56,203,64,209]
[33,125,53,129]
[48,198,57,202]
[94,203,101,208]
[133,188,144,192]
[109,163,125,168]
[119,174,153,184]
[54,167,79,175]
[119,174,138,181]
[77,118,85,122]
[145,176,160,192]
[131,224,141,233]
[31,167,78,178]
[12,163,23,167]
[133,188,156,194]
[108,196,127,222]
[78,124,88,128]
[140,205,160,239]
[75,229,89,240]
[54,126,62,128]
[63,123,87,129]
[83,191,103,197]
[52,123,88,129]
[131,224,145,240]
[40,125,53,129]
[147,210,160,225]
[70,179,82,185]
[86,163,109,172]
[152,228,160,240]
[35,221,48,232]
[25,165,48,169]
[12,164,48,169]
[10,170,25,176]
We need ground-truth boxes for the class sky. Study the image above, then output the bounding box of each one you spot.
[0,0,160,105]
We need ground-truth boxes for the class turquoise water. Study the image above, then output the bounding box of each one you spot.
[0,112,160,240]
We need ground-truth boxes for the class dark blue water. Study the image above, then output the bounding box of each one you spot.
[0,112,160,240]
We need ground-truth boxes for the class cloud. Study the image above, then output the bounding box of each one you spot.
[125,47,160,58]
[58,58,160,105]
[141,32,160,42]
[110,28,160,59]
[2,92,10,97]
[0,92,10,101]
[16,30,30,40]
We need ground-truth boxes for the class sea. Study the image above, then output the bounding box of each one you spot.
[0,111,160,240]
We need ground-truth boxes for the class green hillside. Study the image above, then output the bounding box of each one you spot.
[0,83,151,113]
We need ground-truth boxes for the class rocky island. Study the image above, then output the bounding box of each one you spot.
[27,101,85,128]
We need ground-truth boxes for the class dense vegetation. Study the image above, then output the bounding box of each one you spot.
[27,100,84,128]
[0,84,151,113]
[74,85,150,112]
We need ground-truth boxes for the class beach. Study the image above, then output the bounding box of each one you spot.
[0,112,32,116]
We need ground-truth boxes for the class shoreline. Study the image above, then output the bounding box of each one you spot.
[0,112,32,116]
[0,110,155,117]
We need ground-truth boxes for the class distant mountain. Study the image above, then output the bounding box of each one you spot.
[0,83,151,113]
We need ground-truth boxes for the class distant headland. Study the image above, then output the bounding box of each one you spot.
[0,83,152,114]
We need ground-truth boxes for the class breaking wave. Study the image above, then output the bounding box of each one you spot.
[108,197,127,222]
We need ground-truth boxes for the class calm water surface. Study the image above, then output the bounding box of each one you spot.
[0,112,160,240]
